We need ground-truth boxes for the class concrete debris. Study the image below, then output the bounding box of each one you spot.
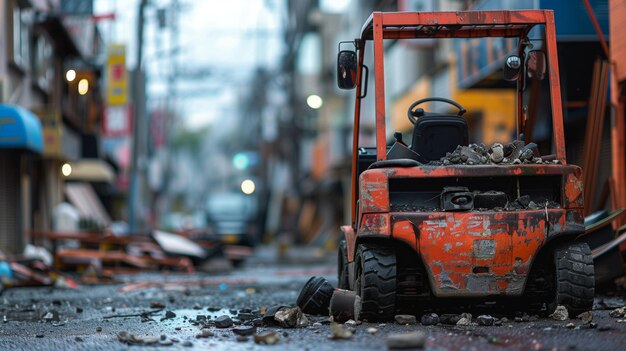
[117,331,164,345]
[386,331,426,349]
[214,315,234,328]
[476,315,495,326]
[329,322,353,339]
[550,305,569,321]
[161,310,176,321]
[262,305,287,325]
[578,311,593,324]
[344,319,357,328]
[566,322,575,329]
[274,306,308,328]
[196,329,214,338]
[41,310,60,322]
[456,313,472,326]
[440,314,462,325]
[609,306,626,318]
[367,327,378,334]
[394,314,417,325]
[439,140,555,166]
[150,301,165,309]
[420,313,439,326]
[254,331,280,345]
[233,326,257,336]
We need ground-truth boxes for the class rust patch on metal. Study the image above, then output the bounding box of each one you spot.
[564,172,584,208]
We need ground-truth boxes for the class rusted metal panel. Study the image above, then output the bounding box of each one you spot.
[390,219,419,252]
[373,13,387,161]
[393,210,577,297]
[564,171,584,209]
[359,171,389,214]
[544,11,567,163]
[362,163,581,179]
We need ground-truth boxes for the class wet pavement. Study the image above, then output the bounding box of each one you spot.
[1,246,625,351]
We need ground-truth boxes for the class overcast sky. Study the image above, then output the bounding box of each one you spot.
[95,0,285,129]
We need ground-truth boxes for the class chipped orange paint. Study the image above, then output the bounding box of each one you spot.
[564,172,584,208]
[359,171,390,214]
[391,219,419,252]
[408,210,553,297]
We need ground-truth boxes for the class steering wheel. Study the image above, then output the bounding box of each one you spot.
[407,97,467,126]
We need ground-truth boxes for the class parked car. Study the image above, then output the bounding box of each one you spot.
[205,191,259,246]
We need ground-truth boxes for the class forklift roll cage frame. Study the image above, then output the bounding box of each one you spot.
[349,10,566,225]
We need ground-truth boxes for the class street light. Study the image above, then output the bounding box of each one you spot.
[78,79,89,95]
[61,163,72,177]
[306,94,323,109]
[66,69,76,82]
[241,179,255,195]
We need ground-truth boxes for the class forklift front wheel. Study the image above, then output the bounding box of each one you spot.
[551,242,595,315]
[338,240,350,290]
[354,243,397,321]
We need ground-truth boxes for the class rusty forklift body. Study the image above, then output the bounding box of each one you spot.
[337,10,594,320]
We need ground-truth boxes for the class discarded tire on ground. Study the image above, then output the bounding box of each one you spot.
[552,242,595,315]
[296,276,334,315]
[329,289,361,323]
[355,243,396,321]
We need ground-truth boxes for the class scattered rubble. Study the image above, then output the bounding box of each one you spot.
[196,329,214,338]
[456,313,472,326]
[439,140,554,166]
[274,306,308,328]
[394,314,417,325]
[609,306,626,318]
[477,315,495,326]
[262,305,286,325]
[233,326,257,336]
[440,314,462,325]
[366,327,378,334]
[386,331,426,349]
[578,311,593,324]
[254,331,280,345]
[550,305,569,321]
[214,315,234,328]
[420,313,439,326]
[329,322,353,340]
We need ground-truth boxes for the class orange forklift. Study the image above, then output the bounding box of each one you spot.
[336,10,594,321]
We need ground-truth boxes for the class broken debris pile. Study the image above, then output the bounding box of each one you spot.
[439,140,558,166]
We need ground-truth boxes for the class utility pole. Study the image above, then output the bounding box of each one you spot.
[128,0,148,234]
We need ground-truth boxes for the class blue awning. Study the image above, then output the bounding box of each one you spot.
[0,104,44,154]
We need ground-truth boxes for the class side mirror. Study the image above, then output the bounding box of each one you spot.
[526,50,546,80]
[503,55,521,81]
[337,50,357,89]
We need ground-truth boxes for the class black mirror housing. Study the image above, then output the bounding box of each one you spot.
[503,55,521,81]
[337,50,357,89]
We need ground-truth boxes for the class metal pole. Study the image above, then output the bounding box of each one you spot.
[128,0,148,234]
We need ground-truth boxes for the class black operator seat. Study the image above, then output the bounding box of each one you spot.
[410,108,468,163]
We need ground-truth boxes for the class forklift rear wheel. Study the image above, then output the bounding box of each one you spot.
[338,240,350,290]
[355,243,396,321]
[551,242,595,315]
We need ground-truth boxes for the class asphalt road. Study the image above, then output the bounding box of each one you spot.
[0,246,625,351]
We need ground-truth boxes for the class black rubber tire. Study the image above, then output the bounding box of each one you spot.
[338,240,350,290]
[355,243,396,321]
[296,276,335,315]
[551,242,595,315]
